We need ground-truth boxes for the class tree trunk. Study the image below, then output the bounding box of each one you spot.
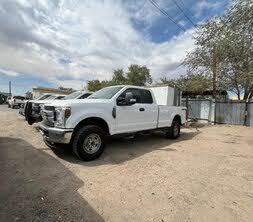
[243,92,248,100]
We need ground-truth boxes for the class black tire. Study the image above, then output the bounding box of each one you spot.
[72,125,106,161]
[166,120,181,139]
[27,117,35,125]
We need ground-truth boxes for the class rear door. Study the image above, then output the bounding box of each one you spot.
[115,88,158,134]
[138,89,158,129]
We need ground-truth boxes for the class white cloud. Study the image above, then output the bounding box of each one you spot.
[178,20,186,27]
[0,67,20,77]
[0,0,195,87]
[195,0,224,17]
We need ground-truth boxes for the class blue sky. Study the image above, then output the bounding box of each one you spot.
[0,0,230,95]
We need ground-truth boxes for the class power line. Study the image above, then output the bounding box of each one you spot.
[148,0,186,31]
[178,0,196,19]
[170,0,197,27]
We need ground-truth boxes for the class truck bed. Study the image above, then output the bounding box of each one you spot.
[157,105,187,128]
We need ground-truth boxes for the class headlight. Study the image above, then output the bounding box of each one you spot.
[32,103,40,111]
[54,107,71,128]
[39,104,44,114]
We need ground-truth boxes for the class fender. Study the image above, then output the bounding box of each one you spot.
[65,106,115,134]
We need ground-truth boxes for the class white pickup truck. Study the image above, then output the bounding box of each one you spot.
[8,96,26,108]
[39,85,187,161]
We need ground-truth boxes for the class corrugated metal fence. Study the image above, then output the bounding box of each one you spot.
[182,99,253,126]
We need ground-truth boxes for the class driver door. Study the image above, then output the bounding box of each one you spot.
[115,88,147,134]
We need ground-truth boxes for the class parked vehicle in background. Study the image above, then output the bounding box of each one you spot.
[6,96,11,105]
[26,91,92,125]
[25,94,65,124]
[0,94,8,105]
[8,96,26,109]
[62,91,93,100]
[39,85,186,161]
[19,93,53,116]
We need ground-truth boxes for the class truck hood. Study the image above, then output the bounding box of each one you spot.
[34,99,62,104]
[43,99,111,107]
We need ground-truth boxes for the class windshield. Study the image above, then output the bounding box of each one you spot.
[57,96,66,100]
[63,91,82,100]
[46,95,57,100]
[88,86,123,99]
[13,96,25,100]
[37,94,51,100]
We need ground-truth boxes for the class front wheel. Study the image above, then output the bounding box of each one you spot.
[72,125,106,161]
[166,120,181,139]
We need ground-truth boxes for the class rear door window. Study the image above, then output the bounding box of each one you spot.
[140,89,153,104]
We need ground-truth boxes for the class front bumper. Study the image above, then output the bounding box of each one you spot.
[39,124,73,144]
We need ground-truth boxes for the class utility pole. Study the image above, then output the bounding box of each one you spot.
[9,81,12,96]
[212,45,218,99]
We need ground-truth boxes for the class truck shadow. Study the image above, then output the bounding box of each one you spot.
[0,137,104,222]
[51,130,200,166]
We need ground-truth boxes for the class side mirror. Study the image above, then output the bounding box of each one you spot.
[117,92,136,106]
[125,92,136,105]
[117,96,126,106]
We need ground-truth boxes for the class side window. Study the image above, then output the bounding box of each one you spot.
[140,89,153,104]
[79,93,91,99]
[57,96,65,100]
[119,88,141,103]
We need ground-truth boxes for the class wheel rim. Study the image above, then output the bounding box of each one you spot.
[173,123,179,136]
[83,133,101,154]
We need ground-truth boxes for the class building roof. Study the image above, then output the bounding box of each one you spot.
[32,86,74,93]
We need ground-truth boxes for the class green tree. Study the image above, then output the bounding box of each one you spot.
[87,80,102,91]
[219,0,253,99]
[184,18,224,97]
[111,68,126,85]
[184,0,253,99]
[126,64,152,86]
[87,64,152,91]
[160,74,212,91]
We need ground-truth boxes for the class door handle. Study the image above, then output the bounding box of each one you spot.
[139,108,145,111]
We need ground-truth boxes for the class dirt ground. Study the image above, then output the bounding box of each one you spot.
[0,105,253,222]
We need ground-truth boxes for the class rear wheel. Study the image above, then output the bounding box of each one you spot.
[166,120,181,139]
[72,125,106,161]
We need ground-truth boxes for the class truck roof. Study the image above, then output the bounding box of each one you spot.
[106,85,151,90]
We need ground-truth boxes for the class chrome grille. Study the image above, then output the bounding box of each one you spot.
[42,106,55,127]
